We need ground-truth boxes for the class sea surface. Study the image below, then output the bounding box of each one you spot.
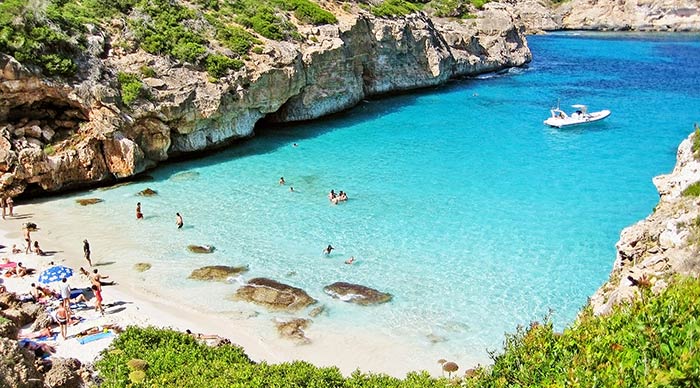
[25,32,700,369]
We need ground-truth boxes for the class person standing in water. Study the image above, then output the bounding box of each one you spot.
[323,244,334,255]
[136,202,143,219]
[176,213,184,229]
[83,239,92,267]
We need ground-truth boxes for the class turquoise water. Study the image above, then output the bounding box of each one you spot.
[30,32,700,366]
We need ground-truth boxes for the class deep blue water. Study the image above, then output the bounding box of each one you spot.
[31,32,700,367]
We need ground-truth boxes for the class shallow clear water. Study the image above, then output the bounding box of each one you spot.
[25,32,700,366]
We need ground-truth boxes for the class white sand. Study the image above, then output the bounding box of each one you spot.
[0,201,454,378]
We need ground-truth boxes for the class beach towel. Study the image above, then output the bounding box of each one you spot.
[70,288,85,298]
[70,302,89,311]
[0,261,16,269]
[36,333,58,342]
[78,330,114,345]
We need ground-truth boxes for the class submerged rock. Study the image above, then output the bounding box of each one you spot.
[75,198,103,206]
[133,263,151,272]
[189,265,248,282]
[323,282,392,306]
[170,171,200,181]
[137,188,157,196]
[274,318,311,344]
[233,278,317,312]
[187,245,215,254]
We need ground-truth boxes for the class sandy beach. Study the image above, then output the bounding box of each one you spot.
[0,198,456,378]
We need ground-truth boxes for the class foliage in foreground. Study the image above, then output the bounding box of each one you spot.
[462,276,700,387]
[95,326,448,387]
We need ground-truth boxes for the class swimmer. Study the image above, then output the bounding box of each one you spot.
[290,187,294,192]
[176,212,183,229]
[345,256,355,265]
[323,244,334,255]
[279,177,285,185]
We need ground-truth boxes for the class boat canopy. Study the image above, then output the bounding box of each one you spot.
[571,104,588,113]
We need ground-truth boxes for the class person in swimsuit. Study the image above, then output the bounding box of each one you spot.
[136,202,143,219]
[176,213,183,229]
[91,284,104,315]
[23,227,31,254]
[33,241,44,256]
[279,177,285,185]
[1,197,5,219]
[83,239,92,266]
[345,256,355,265]
[7,197,13,216]
[323,244,334,255]
[55,304,70,339]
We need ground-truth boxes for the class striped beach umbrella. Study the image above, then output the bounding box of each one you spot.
[38,265,73,284]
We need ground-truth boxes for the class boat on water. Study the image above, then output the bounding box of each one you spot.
[544,104,611,128]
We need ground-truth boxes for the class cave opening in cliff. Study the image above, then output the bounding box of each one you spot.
[4,98,87,144]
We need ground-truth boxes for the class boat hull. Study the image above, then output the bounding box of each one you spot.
[544,110,611,128]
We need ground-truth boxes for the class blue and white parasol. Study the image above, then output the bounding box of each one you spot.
[38,265,73,284]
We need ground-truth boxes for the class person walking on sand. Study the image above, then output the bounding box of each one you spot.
[91,284,104,315]
[83,239,92,266]
[136,202,143,219]
[7,197,13,217]
[1,197,6,219]
[23,226,31,254]
[56,304,70,340]
[176,212,183,229]
[59,278,71,312]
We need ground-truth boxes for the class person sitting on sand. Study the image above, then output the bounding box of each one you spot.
[345,256,355,265]
[323,244,334,255]
[33,241,45,256]
[6,262,28,277]
[91,268,114,287]
[11,244,21,254]
[31,282,58,302]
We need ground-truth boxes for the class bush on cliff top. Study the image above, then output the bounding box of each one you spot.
[462,276,700,387]
[95,326,447,387]
[371,0,422,17]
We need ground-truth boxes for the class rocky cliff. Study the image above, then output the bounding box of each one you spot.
[0,6,531,198]
[505,0,700,33]
[590,130,700,316]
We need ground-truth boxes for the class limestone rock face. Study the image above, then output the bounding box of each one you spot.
[505,0,700,32]
[234,278,317,312]
[323,282,393,305]
[558,0,700,31]
[589,131,700,316]
[0,9,531,198]
[188,265,249,281]
[0,337,43,388]
[43,358,83,388]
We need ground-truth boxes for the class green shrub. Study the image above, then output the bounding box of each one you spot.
[371,0,422,17]
[96,326,450,387]
[117,72,144,106]
[251,46,263,54]
[693,127,700,160]
[43,144,56,156]
[140,65,156,77]
[463,276,700,387]
[214,24,259,56]
[682,181,700,197]
[204,54,244,78]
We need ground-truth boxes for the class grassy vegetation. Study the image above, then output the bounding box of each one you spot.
[371,0,422,17]
[693,127,700,159]
[682,181,700,197]
[95,326,448,387]
[1,0,337,79]
[462,276,700,387]
[117,72,146,106]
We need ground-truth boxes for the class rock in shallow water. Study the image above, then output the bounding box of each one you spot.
[187,244,215,254]
[323,282,392,305]
[137,188,158,196]
[233,278,316,312]
[189,265,248,282]
[75,198,103,206]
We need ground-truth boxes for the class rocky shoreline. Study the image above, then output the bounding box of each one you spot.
[589,129,700,316]
[0,7,530,199]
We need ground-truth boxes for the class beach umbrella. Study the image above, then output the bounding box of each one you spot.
[38,265,73,284]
